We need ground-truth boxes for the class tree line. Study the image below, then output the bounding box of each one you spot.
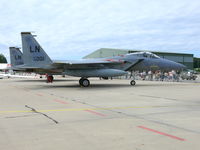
[0,54,7,63]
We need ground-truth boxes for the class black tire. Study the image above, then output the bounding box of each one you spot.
[81,79,90,87]
[79,78,83,85]
[130,80,136,86]
[49,76,53,82]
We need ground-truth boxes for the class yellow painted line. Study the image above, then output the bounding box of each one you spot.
[0,105,169,114]
[0,110,32,113]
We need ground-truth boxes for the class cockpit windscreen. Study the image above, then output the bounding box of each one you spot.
[135,52,160,58]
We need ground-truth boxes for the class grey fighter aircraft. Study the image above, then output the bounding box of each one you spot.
[10,32,186,87]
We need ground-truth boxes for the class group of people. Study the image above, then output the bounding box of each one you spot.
[131,70,181,82]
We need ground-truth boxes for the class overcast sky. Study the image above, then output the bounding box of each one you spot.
[0,0,200,61]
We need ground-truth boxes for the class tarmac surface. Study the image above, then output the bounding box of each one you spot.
[0,77,200,150]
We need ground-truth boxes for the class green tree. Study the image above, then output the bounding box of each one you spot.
[0,54,7,63]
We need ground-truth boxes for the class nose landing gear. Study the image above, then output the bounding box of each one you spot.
[130,80,136,86]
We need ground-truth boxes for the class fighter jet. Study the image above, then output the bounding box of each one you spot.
[10,32,186,87]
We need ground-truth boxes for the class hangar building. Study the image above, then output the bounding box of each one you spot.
[84,48,194,69]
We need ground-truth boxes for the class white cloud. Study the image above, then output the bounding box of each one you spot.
[0,0,200,62]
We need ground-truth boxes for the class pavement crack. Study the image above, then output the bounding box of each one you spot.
[25,105,59,124]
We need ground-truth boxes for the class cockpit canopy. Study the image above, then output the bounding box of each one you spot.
[129,52,160,59]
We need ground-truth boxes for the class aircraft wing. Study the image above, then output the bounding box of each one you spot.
[52,59,125,69]
[53,59,124,64]
[11,64,53,69]
[11,58,144,71]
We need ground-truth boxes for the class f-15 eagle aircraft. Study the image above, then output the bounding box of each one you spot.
[10,32,186,87]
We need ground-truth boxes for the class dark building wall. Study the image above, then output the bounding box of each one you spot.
[194,57,200,68]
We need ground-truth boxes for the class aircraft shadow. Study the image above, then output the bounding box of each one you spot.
[45,84,126,89]
[33,82,178,90]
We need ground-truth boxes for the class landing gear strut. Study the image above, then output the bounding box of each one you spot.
[79,78,90,87]
[46,74,54,83]
[130,80,136,86]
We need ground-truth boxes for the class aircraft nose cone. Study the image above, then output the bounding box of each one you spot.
[170,61,187,71]
[159,59,187,71]
[178,63,187,70]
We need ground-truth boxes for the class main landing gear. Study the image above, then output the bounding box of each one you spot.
[46,74,54,83]
[130,80,136,86]
[78,78,135,87]
[79,78,90,87]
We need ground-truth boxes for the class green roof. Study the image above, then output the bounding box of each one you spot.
[100,48,193,56]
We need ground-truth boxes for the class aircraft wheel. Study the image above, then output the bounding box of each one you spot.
[80,79,90,87]
[79,78,83,85]
[130,80,136,86]
[49,75,54,82]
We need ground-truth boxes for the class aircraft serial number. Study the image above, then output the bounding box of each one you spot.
[33,56,45,61]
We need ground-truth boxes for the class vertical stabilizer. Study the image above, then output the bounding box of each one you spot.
[9,47,24,66]
[21,32,52,66]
